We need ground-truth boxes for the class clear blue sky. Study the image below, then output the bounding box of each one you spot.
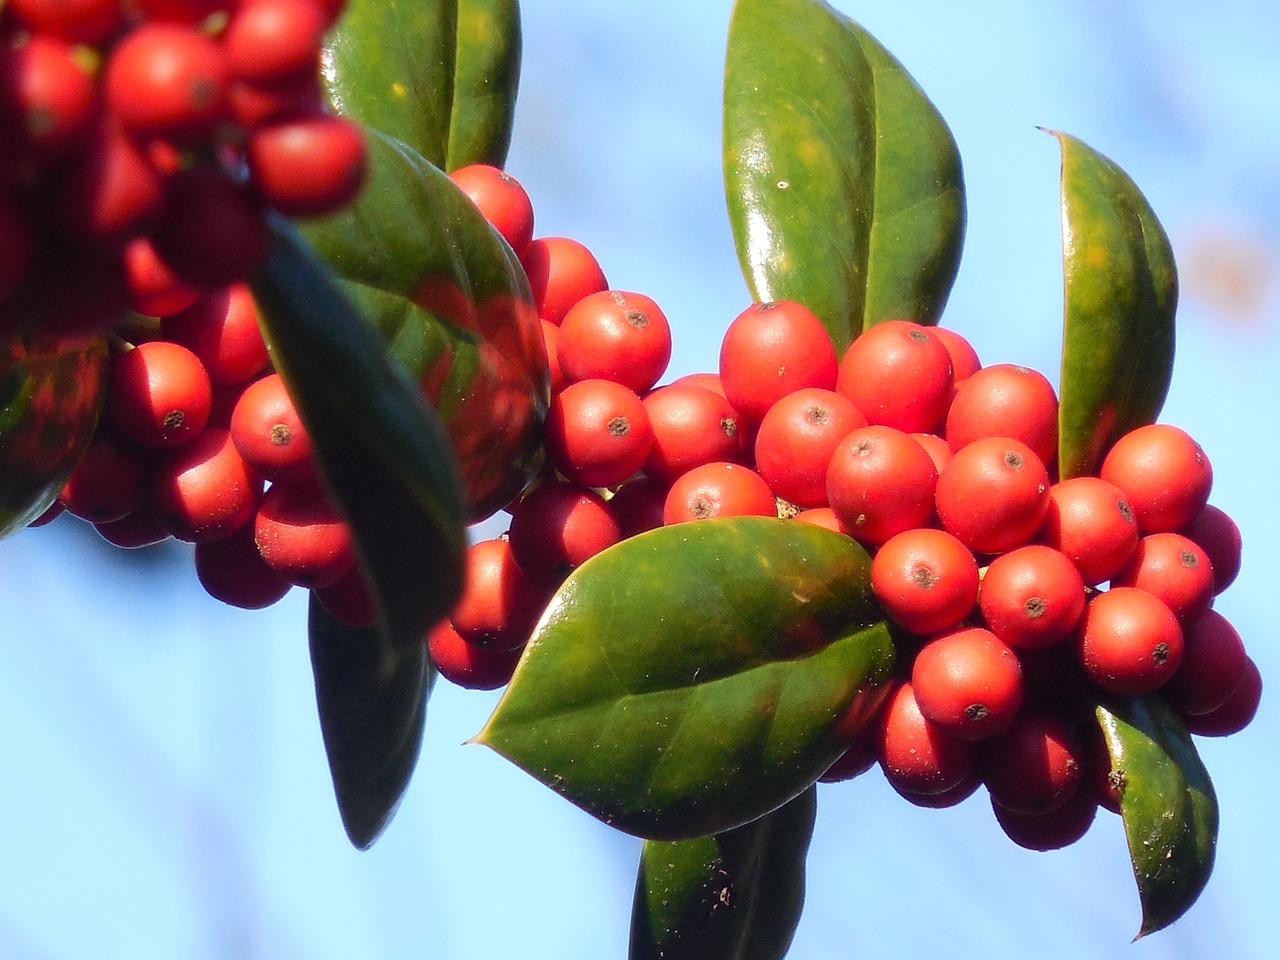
[2,1,1277,957]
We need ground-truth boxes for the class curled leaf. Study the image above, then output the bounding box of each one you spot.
[630,787,816,960]
[475,517,895,840]
[724,0,965,349]
[1095,697,1217,938]
[1052,130,1177,479]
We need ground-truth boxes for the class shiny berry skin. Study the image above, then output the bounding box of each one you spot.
[507,482,621,586]
[935,437,1049,555]
[826,426,937,546]
[1162,608,1249,717]
[108,341,213,449]
[150,428,263,542]
[58,426,149,524]
[945,363,1058,469]
[247,112,368,218]
[428,620,523,691]
[450,538,548,651]
[104,24,229,143]
[718,300,838,425]
[1110,532,1215,622]
[871,528,979,636]
[195,522,293,610]
[520,236,608,325]
[223,0,327,85]
[230,373,316,483]
[1075,587,1183,696]
[836,320,953,433]
[876,681,975,797]
[253,480,356,588]
[1099,423,1213,533]
[911,627,1024,740]
[663,461,775,525]
[558,290,672,393]
[1179,503,1242,594]
[1038,476,1139,586]
[980,709,1084,814]
[450,164,535,260]
[160,284,270,386]
[978,545,1086,651]
[1182,656,1262,737]
[642,384,741,485]
[754,388,866,509]
[544,379,653,488]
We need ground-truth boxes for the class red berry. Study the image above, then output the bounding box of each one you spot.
[825,426,937,546]
[662,461,776,525]
[980,709,1084,814]
[1111,532,1215,622]
[1179,503,1242,594]
[558,290,672,393]
[1100,423,1213,533]
[105,24,229,143]
[108,340,213,449]
[871,528,979,636]
[230,372,316,483]
[254,480,355,588]
[1182,655,1261,737]
[935,437,1049,555]
[876,681,975,796]
[450,538,549,651]
[223,0,327,85]
[945,363,1058,469]
[544,379,653,488]
[718,300,837,424]
[1076,587,1183,696]
[449,164,535,260]
[160,284,269,386]
[836,320,953,433]
[978,545,1086,651]
[754,388,866,509]
[1162,608,1249,717]
[428,620,523,690]
[642,383,741,485]
[520,236,607,325]
[150,428,263,542]
[507,481,621,586]
[912,627,1024,740]
[247,111,368,217]
[1038,476,1139,586]
[195,521,293,609]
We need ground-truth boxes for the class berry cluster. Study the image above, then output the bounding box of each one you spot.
[0,0,365,336]
[439,163,1259,854]
[33,284,375,626]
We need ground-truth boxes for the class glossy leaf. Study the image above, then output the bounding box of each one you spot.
[724,0,965,350]
[1053,130,1177,479]
[251,214,468,647]
[448,0,522,170]
[630,786,815,960]
[474,517,895,840]
[323,0,520,171]
[308,594,434,849]
[302,127,548,518]
[0,331,107,538]
[1096,697,1217,938]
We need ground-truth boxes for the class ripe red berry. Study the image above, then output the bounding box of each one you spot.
[875,681,975,797]
[557,290,672,393]
[935,437,1049,555]
[160,284,270,386]
[1100,423,1213,533]
[1179,503,1242,595]
[912,627,1024,740]
[1037,476,1139,586]
[520,236,608,325]
[825,426,937,546]
[754,388,866,509]
[450,538,549,651]
[544,379,653,488]
[230,373,316,483]
[108,340,213,449]
[194,521,293,610]
[1161,608,1249,717]
[1076,587,1183,695]
[314,565,378,628]
[945,363,1058,469]
[93,503,172,550]
[58,426,149,524]
[254,480,356,588]
[606,475,668,539]
[978,545,1086,651]
[223,0,327,85]
[1111,532,1214,622]
[449,163,535,260]
[663,461,776,525]
[871,528,979,636]
[507,481,621,585]
[980,709,1084,814]
[428,619,523,691]
[150,428,263,542]
[0,35,97,159]
[247,111,367,217]
[1182,655,1261,738]
[991,789,1097,852]
[150,165,269,288]
[7,0,124,44]
[931,326,981,382]
[836,320,953,433]
[105,23,229,143]
[641,384,741,485]
[718,300,838,425]
[123,236,202,318]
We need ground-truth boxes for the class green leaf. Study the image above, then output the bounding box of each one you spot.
[474,517,895,840]
[0,331,107,538]
[1052,130,1177,479]
[251,215,469,647]
[308,594,434,849]
[448,0,522,171]
[630,786,816,960]
[301,127,548,519]
[723,0,965,350]
[324,0,521,171]
[1095,697,1217,938]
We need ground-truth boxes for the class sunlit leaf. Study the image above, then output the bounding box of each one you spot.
[630,787,815,960]
[1096,697,1217,938]
[1052,130,1177,479]
[724,0,965,350]
[475,517,895,840]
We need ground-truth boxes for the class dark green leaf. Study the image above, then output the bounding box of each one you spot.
[1096,697,1217,938]
[1053,130,1177,479]
[448,0,522,170]
[474,517,895,840]
[301,128,548,518]
[324,0,521,171]
[251,215,468,647]
[630,786,815,960]
[0,331,107,538]
[724,0,965,350]
[309,594,434,849]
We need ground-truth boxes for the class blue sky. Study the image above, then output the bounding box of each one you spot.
[2,1,1278,957]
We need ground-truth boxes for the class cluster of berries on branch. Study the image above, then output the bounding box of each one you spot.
[437,162,1259,855]
[0,0,366,337]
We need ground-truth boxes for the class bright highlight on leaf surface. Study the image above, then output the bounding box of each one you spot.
[474,516,894,841]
